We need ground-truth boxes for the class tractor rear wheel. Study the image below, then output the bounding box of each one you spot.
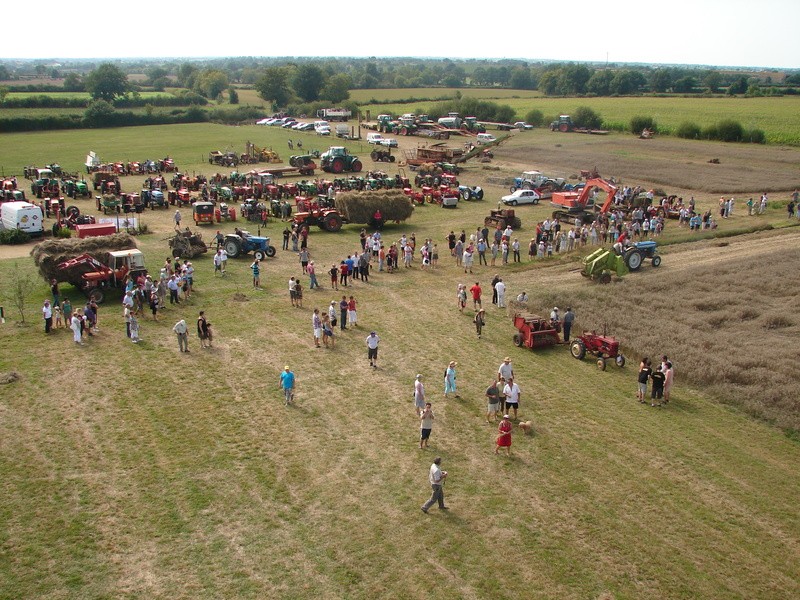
[570,340,586,360]
[522,183,532,190]
[323,214,343,232]
[66,205,80,217]
[559,123,569,132]
[266,246,277,258]
[224,239,241,258]
[88,288,104,303]
[597,358,607,370]
[513,334,524,347]
[172,248,183,258]
[625,250,643,271]
[511,217,522,229]
[370,151,379,161]
[331,158,344,174]
[351,160,363,173]
[651,255,662,267]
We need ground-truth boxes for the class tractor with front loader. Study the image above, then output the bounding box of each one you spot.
[320,147,363,174]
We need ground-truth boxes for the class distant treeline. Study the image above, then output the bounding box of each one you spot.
[0,105,262,132]
[2,92,208,109]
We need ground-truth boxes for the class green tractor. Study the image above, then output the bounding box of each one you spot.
[462,116,486,133]
[580,248,629,284]
[320,147,363,174]
[63,178,91,199]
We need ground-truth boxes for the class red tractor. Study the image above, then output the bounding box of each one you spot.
[292,206,346,232]
[570,330,626,370]
[511,312,560,349]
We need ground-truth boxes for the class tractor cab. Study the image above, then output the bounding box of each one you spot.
[193,201,216,225]
[108,250,147,286]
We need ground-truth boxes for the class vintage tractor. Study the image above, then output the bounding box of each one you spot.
[580,247,629,284]
[622,240,661,271]
[93,172,120,193]
[56,250,147,303]
[512,312,560,350]
[288,154,319,175]
[31,177,60,198]
[485,208,521,230]
[458,185,484,200]
[215,203,237,222]
[320,147,363,174]
[293,206,346,232]
[193,201,216,225]
[141,188,167,209]
[223,232,276,260]
[62,178,91,199]
[570,330,626,370]
[370,148,395,163]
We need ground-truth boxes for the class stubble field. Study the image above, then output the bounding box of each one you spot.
[0,122,799,599]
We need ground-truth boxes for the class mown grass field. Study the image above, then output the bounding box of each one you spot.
[357,93,800,145]
[1,124,799,598]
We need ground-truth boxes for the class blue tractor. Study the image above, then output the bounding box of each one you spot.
[223,232,276,261]
[623,240,661,271]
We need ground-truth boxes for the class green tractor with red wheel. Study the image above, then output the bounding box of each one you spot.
[320,147,363,174]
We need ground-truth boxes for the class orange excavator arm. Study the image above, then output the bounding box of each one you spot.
[580,178,618,214]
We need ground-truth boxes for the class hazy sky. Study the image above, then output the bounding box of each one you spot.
[1,0,798,69]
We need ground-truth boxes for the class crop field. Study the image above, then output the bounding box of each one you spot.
[358,94,800,145]
[1,124,799,598]
[348,88,543,103]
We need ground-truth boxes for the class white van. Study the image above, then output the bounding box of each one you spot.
[1,201,44,236]
[367,132,385,144]
[476,133,497,145]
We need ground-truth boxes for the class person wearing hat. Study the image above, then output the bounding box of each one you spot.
[414,374,426,416]
[279,366,295,406]
[495,414,513,456]
[550,306,560,323]
[497,357,514,383]
[444,361,459,398]
[366,331,380,368]
[327,301,337,328]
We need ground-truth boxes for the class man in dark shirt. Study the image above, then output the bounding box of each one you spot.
[650,367,666,407]
[485,379,501,423]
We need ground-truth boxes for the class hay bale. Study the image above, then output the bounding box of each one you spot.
[336,190,414,224]
[31,233,138,284]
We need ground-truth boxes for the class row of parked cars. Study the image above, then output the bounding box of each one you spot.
[256,116,335,136]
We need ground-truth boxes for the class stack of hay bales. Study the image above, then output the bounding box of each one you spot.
[335,189,413,224]
[31,233,138,284]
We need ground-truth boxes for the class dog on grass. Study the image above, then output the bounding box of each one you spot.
[518,420,533,435]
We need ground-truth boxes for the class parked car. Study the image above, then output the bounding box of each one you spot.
[476,133,497,145]
[367,132,385,144]
[501,189,541,206]
[256,118,272,125]
[514,121,534,130]
[378,138,398,148]
[296,122,315,131]
[315,125,331,136]
[281,118,297,128]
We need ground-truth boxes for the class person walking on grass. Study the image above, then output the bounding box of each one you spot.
[470,281,482,310]
[366,331,380,368]
[197,311,211,348]
[279,365,295,406]
[494,278,506,308]
[340,296,348,331]
[348,296,358,327]
[414,374,426,416]
[421,457,448,513]
[637,357,652,403]
[563,307,575,343]
[663,361,674,403]
[129,313,140,344]
[457,284,467,313]
[495,414,512,456]
[42,300,52,334]
[444,361,459,398]
[474,309,486,339]
[419,403,434,449]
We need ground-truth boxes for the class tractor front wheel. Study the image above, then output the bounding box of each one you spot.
[266,245,277,258]
[616,354,626,368]
[513,334,524,347]
[351,160,363,173]
[570,340,586,360]
[651,255,662,267]
[253,249,266,261]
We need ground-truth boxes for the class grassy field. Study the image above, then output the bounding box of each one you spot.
[1,125,799,598]
[358,94,800,145]
[4,92,174,101]
[348,88,543,103]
